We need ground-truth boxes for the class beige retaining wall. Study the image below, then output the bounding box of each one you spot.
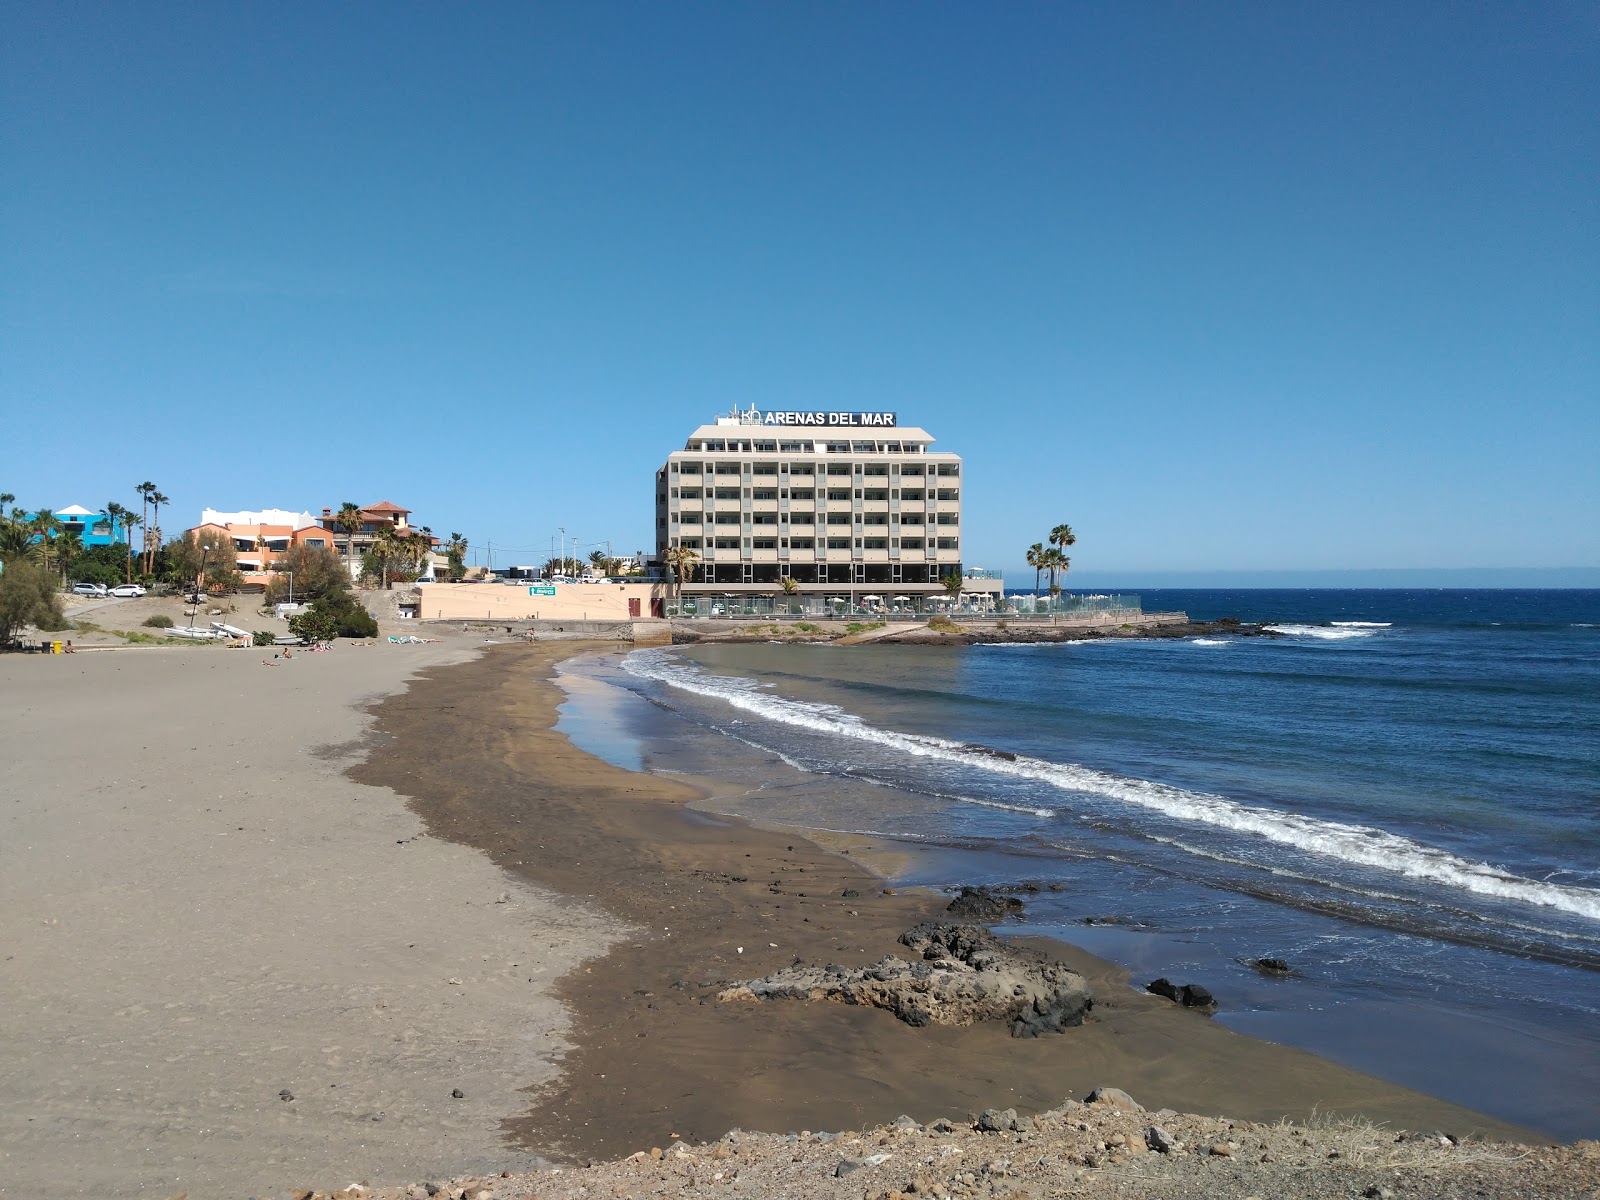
[416,581,666,622]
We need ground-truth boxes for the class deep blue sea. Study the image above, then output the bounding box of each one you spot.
[556,590,1600,1140]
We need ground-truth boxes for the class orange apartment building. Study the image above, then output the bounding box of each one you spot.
[185,502,439,589]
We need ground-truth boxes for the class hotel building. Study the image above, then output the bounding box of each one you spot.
[655,408,966,604]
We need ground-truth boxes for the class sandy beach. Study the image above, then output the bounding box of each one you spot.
[0,636,625,1198]
[2,634,1585,1199]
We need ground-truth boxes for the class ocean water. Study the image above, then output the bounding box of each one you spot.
[556,590,1600,1140]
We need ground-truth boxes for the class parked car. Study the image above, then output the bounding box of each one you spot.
[109,583,147,598]
[71,582,108,597]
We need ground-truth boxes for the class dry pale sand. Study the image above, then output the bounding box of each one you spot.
[0,638,627,1200]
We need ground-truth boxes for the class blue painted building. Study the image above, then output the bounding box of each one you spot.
[30,504,125,547]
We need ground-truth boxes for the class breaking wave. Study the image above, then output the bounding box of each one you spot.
[1266,624,1376,640]
[622,648,1600,923]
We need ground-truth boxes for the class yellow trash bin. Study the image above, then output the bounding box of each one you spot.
[50,641,62,654]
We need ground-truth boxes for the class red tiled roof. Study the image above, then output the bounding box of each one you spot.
[363,500,410,513]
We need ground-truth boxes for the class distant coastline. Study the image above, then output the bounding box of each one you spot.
[1054,569,1600,589]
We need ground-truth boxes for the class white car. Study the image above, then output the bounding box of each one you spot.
[109,583,147,598]
[70,582,108,597]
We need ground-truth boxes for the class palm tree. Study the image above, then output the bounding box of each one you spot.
[147,490,169,572]
[120,511,142,583]
[55,529,84,587]
[335,502,365,575]
[1049,524,1076,601]
[663,543,701,610]
[397,529,431,582]
[28,511,62,574]
[135,483,154,571]
[0,520,32,564]
[1038,547,1066,608]
[1025,542,1045,600]
[369,525,402,589]
[105,503,129,581]
[941,572,965,602]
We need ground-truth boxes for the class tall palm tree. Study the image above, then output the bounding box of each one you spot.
[335,502,365,575]
[105,502,129,581]
[1049,524,1075,598]
[663,543,701,610]
[120,510,142,583]
[1025,542,1045,600]
[147,490,169,573]
[135,482,154,571]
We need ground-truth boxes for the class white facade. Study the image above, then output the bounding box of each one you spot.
[200,507,318,530]
[655,409,964,599]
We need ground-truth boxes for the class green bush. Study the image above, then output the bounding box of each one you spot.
[928,615,961,633]
[289,590,377,641]
[0,561,67,645]
[252,630,275,647]
[143,614,174,628]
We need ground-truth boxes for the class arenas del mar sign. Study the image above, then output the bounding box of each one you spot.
[759,410,897,427]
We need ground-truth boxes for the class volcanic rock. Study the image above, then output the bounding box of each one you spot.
[717,922,1092,1035]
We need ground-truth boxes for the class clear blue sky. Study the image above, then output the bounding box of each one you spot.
[4,3,1596,583]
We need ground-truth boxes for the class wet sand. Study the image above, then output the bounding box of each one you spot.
[356,642,1541,1164]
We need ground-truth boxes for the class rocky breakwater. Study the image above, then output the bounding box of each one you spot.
[718,922,1093,1038]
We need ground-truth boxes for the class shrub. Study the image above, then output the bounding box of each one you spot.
[290,590,377,640]
[0,561,67,645]
[928,615,961,633]
[252,630,275,647]
[143,614,174,628]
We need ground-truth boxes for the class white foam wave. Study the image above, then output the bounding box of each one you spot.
[1266,624,1375,640]
[1191,638,1231,647]
[1332,621,1392,628]
[623,648,1600,923]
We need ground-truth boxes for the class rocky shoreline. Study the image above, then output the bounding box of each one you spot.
[283,1091,1599,1199]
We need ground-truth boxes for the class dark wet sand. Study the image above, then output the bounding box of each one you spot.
[352,642,1542,1162]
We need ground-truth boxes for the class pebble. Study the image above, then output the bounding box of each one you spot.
[279,1089,294,1101]
[451,1088,465,1098]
